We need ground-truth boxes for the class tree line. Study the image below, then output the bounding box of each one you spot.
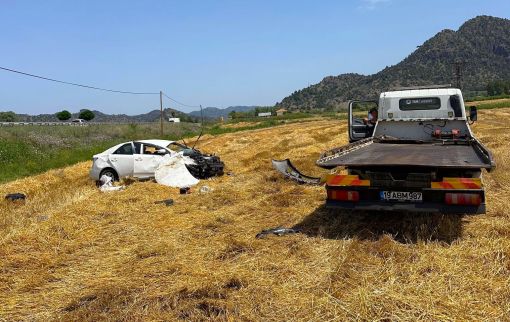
[486,80,510,96]
[0,109,95,122]
[228,107,276,119]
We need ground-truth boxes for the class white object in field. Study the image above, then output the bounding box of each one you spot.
[99,175,126,192]
[199,186,212,193]
[258,112,271,117]
[168,118,181,123]
[155,153,199,188]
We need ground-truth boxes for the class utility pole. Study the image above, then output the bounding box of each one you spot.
[453,61,466,90]
[160,90,163,137]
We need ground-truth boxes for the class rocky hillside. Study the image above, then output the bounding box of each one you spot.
[277,15,510,110]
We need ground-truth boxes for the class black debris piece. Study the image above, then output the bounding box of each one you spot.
[256,227,303,239]
[180,187,191,194]
[271,159,321,185]
[154,199,174,206]
[5,193,26,201]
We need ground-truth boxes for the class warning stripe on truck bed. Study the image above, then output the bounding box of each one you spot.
[326,175,370,187]
[431,177,482,189]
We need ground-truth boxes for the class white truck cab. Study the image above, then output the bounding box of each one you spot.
[349,86,478,142]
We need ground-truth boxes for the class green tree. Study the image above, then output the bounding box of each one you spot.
[0,111,17,122]
[228,110,236,119]
[79,109,95,121]
[55,110,72,121]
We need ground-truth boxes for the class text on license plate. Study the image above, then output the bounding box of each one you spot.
[380,191,422,202]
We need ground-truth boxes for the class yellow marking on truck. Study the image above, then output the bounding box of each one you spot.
[431,177,482,190]
[326,174,370,187]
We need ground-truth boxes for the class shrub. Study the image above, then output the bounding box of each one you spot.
[55,110,72,121]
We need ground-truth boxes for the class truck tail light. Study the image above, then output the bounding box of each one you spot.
[445,193,481,206]
[328,190,360,202]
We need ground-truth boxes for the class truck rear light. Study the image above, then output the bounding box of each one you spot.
[445,193,481,206]
[328,190,360,202]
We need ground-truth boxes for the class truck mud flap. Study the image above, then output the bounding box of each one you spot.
[271,159,321,185]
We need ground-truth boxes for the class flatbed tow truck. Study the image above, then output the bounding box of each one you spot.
[316,85,495,214]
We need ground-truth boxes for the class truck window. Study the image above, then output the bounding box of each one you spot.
[399,97,441,111]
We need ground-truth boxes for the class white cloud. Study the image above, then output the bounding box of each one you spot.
[359,0,391,10]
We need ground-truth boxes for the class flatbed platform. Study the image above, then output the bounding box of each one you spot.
[317,139,494,169]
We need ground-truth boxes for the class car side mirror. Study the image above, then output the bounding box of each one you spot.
[157,148,167,154]
[469,106,477,122]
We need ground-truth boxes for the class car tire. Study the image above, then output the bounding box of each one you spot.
[100,168,119,182]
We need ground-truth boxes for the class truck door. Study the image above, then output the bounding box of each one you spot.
[348,100,378,142]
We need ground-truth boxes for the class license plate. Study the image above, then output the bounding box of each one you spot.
[380,191,422,202]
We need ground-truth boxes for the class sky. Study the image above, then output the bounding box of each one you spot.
[1,0,509,115]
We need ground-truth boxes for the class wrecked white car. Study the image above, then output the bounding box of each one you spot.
[89,139,224,181]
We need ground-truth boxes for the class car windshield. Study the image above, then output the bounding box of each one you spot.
[167,142,189,153]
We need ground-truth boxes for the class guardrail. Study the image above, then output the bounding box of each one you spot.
[0,121,159,126]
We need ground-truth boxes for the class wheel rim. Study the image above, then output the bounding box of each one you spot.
[102,170,116,180]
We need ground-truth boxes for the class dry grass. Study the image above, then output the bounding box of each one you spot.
[465,98,510,106]
[1,110,510,321]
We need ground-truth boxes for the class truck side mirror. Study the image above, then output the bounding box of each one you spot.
[469,106,477,122]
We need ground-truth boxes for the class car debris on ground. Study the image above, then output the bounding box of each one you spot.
[271,159,321,185]
[5,193,26,201]
[255,227,303,239]
[179,187,191,194]
[154,199,174,206]
[199,186,212,194]
[98,175,126,192]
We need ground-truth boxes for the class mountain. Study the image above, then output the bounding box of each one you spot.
[188,106,258,119]
[277,15,510,110]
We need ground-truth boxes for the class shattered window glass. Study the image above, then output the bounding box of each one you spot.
[143,144,167,156]
[167,142,187,153]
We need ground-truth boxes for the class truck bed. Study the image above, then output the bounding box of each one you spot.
[317,138,495,169]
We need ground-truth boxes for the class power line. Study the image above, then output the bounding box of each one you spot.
[0,66,159,95]
[162,92,200,108]
[0,65,202,108]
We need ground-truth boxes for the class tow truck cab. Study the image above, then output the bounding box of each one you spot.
[318,86,495,214]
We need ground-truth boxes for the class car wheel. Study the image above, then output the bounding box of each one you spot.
[100,168,119,182]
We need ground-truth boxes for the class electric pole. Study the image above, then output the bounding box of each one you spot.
[453,61,466,90]
[160,90,163,136]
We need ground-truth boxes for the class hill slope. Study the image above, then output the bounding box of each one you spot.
[277,15,510,110]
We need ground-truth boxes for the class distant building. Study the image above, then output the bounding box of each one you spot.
[276,108,287,116]
[258,112,272,117]
[168,117,181,123]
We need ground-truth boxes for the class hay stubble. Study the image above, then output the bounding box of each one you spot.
[1,112,510,321]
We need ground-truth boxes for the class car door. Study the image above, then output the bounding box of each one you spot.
[109,142,135,177]
[133,143,169,178]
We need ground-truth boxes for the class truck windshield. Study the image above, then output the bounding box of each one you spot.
[399,97,441,111]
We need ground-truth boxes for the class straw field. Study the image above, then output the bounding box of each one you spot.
[1,109,509,321]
